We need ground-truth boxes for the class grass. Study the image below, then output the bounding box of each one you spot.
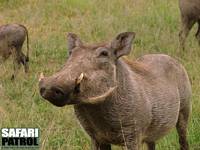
[0,0,200,149]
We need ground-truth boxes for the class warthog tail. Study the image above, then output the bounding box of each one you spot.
[19,24,29,61]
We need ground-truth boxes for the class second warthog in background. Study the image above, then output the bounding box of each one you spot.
[0,24,29,80]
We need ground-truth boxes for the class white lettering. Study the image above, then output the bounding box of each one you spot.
[15,128,21,137]
[2,128,39,137]
[34,128,39,137]
[1,128,9,137]
[20,129,27,137]
[27,129,34,137]
[9,129,16,137]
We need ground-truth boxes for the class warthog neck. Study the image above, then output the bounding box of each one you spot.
[74,58,152,143]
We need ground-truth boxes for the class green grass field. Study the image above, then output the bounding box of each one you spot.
[0,0,200,149]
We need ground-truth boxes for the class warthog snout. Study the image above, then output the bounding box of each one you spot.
[40,84,66,107]
[39,73,84,106]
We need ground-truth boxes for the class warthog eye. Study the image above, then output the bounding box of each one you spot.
[99,51,109,57]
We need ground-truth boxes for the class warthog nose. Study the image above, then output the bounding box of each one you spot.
[51,87,65,98]
[40,87,46,96]
[39,79,72,106]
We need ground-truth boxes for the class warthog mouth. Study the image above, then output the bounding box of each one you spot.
[39,73,117,106]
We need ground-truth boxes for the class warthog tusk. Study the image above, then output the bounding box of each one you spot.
[83,86,117,104]
[76,73,84,84]
[39,72,44,82]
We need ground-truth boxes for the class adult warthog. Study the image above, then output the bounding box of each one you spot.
[0,24,29,80]
[179,0,200,50]
[39,32,192,150]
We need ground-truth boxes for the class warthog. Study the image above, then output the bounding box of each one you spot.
[39,32,192,150]
[179,0,200,50]
[0,24,29,79]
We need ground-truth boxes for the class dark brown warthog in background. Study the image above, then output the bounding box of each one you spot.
[0,24,29,79]
[39,32,192,150]
[179,0,200,50]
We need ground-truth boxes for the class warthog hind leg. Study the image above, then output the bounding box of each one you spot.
[11,47,21,80]
[176,104,190,150]
[179,16,195,51]
[195,20,200,45]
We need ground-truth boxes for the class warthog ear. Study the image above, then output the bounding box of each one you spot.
[67,33,83,55]
[110,32,135,59]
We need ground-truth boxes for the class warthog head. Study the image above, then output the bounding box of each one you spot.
[39,32,135,106]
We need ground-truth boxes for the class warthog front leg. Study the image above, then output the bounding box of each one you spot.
[91,139,111,150]
[125,140,141,150]
[146,142,155,150]
[123,133,142,150]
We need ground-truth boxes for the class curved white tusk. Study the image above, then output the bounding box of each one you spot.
[83,86,117,104]
[76,73,84,84]
[39,72,45,82]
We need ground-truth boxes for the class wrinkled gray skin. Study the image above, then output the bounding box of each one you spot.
[39,32,192,150]
[0,24,29,80]
[179,0,200,50]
